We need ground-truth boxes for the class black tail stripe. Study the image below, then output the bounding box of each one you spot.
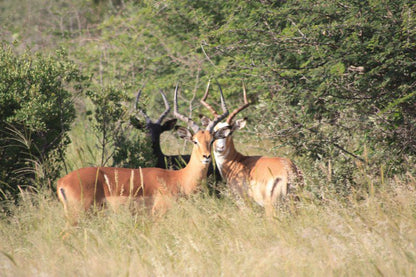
[60,188,67,202]
[270,178,281,197]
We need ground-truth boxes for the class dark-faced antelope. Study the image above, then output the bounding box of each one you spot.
[132,88,189,169]
[57,84,229,224]
[203,83,303,215]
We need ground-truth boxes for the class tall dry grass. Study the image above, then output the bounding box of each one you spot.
[1,119,415,276]
[1,174,416,276]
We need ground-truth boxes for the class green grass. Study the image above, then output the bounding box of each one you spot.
[1,178,416,276]
[65,120,103,171]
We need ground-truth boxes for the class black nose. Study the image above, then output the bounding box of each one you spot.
[203,154,211,159]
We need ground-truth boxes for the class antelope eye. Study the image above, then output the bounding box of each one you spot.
[193,140,198,145]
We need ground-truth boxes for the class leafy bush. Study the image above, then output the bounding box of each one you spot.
[86,85,155,168]
[0,43,87,200]
[241,0,416,192]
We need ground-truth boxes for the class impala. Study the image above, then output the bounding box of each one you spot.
[203,84,303,215]
[57,84,228,223]
[131,87,189,169]
[132,85,223,183]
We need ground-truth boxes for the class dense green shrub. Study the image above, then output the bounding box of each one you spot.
[0,44,87,200]
[236,0,416,191]
[85,85,156,168]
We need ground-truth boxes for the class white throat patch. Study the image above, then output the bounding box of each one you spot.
[213,122,232,178]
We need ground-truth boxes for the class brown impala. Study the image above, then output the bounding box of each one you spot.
[203,83,304,215]
[57,84,228,223]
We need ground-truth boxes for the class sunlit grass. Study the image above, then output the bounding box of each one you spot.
[2,119,416,276]
[1,176,416,276]
[3,98,416,276]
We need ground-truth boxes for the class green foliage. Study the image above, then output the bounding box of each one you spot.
[182,0,416,192]
[86,85,155,168]
[0,44,86,199]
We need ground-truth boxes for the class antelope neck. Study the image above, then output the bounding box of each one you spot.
[152,140,164,155]
[214,138,244,178]
[217,139,242,160]
[176,147,210,194]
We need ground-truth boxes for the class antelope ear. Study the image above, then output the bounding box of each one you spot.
[176,127,193,141]
[232,118,247,131]
[214,126,232,140]
[199,115,211,127]
[162,119,177,131]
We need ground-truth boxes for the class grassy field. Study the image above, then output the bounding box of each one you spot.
[1,174,416,276]
[1,124,416,276]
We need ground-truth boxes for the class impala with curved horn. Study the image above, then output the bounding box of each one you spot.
[132,87,189,169]
[200,80,228,183]
[57,84,228,224]
[133,85,223,183]
[204,83,303,215]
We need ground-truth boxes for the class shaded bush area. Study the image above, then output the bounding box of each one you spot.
[0,44,86,199]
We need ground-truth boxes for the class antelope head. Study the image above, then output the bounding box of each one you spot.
[173,83,229,165]
[200,81,250,155]
[132,87,177,147]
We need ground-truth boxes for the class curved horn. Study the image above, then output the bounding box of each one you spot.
[226,81,249,124]
[200,80,218,117]
[173,83,200,133]
[155,90,170,124]
[206,80,229,133]
[135,86,152,124]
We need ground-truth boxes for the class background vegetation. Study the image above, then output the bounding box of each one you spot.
[0,0,415,275]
